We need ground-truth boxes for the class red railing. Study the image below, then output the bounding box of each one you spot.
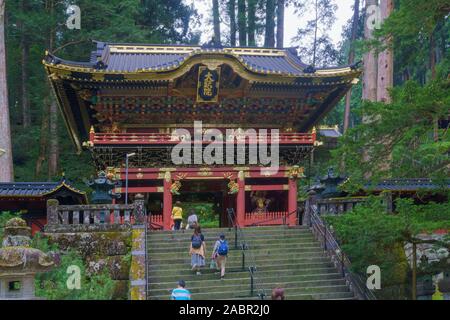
[150,214,163,225]
[90,132,315,146]
[243,211,288,226]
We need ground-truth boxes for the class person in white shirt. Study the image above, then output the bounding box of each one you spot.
[186,210,198,230]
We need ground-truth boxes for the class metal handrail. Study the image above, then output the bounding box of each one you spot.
[144,212,149,300]
[227,208,267,299]
[309,209,377,300]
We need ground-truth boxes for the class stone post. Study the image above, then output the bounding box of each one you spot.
[46,199,59,226]
[133,193,146,225]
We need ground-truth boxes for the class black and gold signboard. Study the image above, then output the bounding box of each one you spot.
[197,66,221,103]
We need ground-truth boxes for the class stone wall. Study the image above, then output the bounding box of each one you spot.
[44,226,132,300]
[129,226,146,300]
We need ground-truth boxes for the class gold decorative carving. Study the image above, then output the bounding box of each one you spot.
[287,166,305,179]
[170,181,182,195]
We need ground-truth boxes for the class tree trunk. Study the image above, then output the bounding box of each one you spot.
[312,0,319,66]
[229,0,236,46]
[48,99,59,179]
[21,38,30,128]
[35,97,50,178]
[212,0,221,44]
[430,33,439,142]
[46,0,59,180]
[247,0,256,46]
[376,0,394,103]
[343,0,360,133]
[0,0,13,182]
[264,0,276,47]
[362,0,378,102]
[20,0,30,128]
[237,0,247,46]
[276,0,285,48]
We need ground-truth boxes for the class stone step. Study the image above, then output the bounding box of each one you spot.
[148,245,323,263]
[146,226,354,300]
[148,255,329,270]
[147,241,322,254]
[148,230,311,239]
[148,284,351,300]
[147,228,311,238]
[225,291,355,300]
[147,235,317,247]
[148,260,334,275]
[149,226,308,235]
[149,273,345,291]
[148,266,340,282]
[148,278,347,297]
[148,246,324,262]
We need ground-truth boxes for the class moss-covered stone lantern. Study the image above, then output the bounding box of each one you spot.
[0,218,54,300]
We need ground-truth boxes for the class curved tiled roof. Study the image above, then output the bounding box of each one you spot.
[0,181,87,200]
[46,41,353,77]
[366,179,450,191]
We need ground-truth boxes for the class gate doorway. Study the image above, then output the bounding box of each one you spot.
[170,179,235,228]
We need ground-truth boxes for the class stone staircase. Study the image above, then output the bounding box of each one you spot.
[146,226,355,300]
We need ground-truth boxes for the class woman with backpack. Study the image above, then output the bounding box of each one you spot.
[189,226,206,275]
[212,233,228,280]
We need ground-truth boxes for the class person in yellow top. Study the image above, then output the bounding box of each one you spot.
[172,201,183,230]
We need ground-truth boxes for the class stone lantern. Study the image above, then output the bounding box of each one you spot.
[0,218,54,300]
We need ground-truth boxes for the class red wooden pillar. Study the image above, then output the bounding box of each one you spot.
[236,171,245,227]
[288,177,298,226]
[163,172,173,230]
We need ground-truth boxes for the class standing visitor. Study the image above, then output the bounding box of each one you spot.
[212,233,228,280]
[172,201,183,230]
[170,280,191,300]
[190,226,206,275]
[186,209,198,230]
[271,286,285,300]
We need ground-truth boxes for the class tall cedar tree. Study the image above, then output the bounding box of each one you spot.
[343,0,360,132]
[238,0,247,46]
[229,0,237,46]
[247,0,257,46]
[276,0,285,48]
[0,0,13,182]
[264,0,276,47]
[212,0,221,44]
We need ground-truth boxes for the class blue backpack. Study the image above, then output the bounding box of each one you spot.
[217,240,229,256]
[192,234,203,249]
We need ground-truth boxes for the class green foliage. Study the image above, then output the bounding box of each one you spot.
[5,0,200,184]
[33,234,115,300]
[326,197,450,298]
[182,202,219,228]
[292,0,339,67]
[331,78,450,192]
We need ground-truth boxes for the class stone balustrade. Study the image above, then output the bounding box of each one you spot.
[45,195,146,233]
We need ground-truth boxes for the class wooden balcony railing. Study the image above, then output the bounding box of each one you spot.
[90,132,316,146]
